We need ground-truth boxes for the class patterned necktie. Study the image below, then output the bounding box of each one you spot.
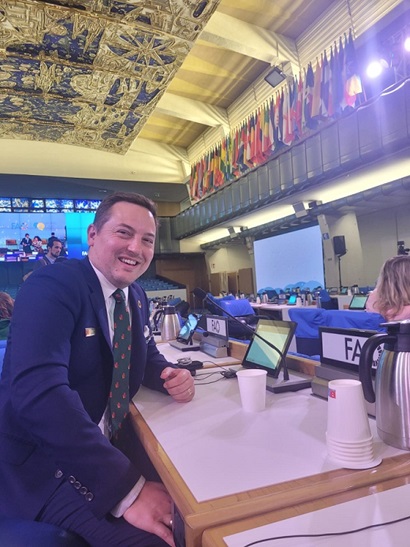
[110,289,131,443]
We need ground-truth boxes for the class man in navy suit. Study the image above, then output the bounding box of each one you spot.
[0,192,195,546]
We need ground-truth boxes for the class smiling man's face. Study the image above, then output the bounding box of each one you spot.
[87,201,156,288]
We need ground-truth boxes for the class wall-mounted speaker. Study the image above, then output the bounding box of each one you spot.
[333,235,347,256]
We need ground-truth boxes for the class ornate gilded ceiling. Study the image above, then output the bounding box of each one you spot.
[0,0,220,153]
[0,0,405,191]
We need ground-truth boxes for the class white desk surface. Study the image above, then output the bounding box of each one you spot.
[223,483,410,546]
[133,355,404,503]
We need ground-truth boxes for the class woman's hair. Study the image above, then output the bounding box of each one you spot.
[374,255,410,319]
[0,292,14,320]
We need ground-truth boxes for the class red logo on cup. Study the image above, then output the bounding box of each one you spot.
[328,388,336,399]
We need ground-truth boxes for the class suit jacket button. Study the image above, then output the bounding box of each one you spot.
[79,486,88,495]
[68,476,76,484]
[55,469,63,479]
[85,493,94,502]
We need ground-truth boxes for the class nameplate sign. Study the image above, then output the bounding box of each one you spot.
[319,327,383,373]
[205,315,228,341]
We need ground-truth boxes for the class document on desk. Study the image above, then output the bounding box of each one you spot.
[224,483,410,546]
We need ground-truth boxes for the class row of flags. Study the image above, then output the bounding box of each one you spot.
[189,30,365,201]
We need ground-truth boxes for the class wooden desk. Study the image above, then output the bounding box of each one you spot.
[130,363,408,547]
[202,475,410,546]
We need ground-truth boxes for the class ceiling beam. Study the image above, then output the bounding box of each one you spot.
[200,12,299,66]
[156,92,229,129]
[128,137,189,163]
[0,140,187,184]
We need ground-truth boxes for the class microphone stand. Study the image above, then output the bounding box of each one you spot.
[194,289,311,392]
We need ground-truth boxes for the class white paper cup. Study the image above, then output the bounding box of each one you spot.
[327,379,372,443]
[236,369,267,412]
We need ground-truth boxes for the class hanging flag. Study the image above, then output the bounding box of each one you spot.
[343,29,364,110]
[328,46,334,117]
[214,146,224,187]
[321,50,330,117]
[332,38,344,116]
[311,58,322,119]
[304,62,316,129]
[282,83,293,145]
[295,73,303,137]
[262,101,272,157]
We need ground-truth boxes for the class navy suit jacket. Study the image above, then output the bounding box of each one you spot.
[0,258,172,520]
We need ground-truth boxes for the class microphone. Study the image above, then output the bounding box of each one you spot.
[193,289,312,392]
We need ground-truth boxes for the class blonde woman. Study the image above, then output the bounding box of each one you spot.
[366,255,410,321]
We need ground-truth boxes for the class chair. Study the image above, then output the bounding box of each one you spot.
[288,308,327,356]
[318,289,338,310]
[325,310,386,332]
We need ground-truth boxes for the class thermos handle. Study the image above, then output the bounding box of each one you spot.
[359,333,395,403]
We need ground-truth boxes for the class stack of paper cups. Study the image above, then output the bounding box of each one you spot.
[326,379,382,469]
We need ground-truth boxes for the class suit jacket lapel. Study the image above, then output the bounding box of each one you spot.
[79,258,111,348]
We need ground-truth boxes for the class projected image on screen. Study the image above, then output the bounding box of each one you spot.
[254,225,325,292]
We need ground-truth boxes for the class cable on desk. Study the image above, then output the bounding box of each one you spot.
[242,513,410,546]
[194,371,226,385]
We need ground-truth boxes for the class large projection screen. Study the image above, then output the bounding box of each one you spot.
[254,225,325,292]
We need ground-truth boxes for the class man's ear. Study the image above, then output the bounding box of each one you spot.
[87,224,97,246]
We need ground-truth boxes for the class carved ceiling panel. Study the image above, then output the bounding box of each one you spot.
[0,0,220,153]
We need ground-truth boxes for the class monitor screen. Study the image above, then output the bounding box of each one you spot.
[176,313,200,343]
[287,294,297,305]
[242,319,296,378]
[349,294,369,310]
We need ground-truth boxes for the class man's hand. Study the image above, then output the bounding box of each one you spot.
[123,481,175,547]
[161,367,195,402]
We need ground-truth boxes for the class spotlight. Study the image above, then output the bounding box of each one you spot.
[366,59,388,79]
[404,37,410,52]
[264,67,287,88]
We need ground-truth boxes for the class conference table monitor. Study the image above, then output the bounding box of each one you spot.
[168,313,201,351]
[242,319,296,380]
[348,294,369,310]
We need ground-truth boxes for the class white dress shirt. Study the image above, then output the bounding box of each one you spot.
[89,260,146,517]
